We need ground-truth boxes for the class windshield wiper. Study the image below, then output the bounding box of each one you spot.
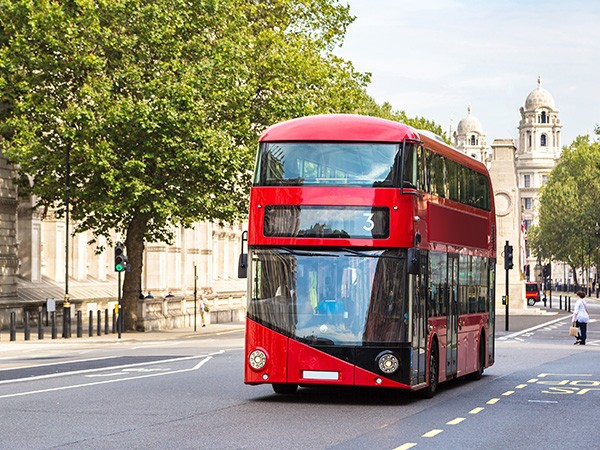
[301,336,336,345]
[279,247,339,258]
[340,248,404,260]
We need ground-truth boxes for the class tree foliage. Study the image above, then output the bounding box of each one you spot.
[529,135,600,280]
[0,0,448,329]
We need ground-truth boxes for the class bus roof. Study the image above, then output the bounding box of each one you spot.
[259,114,420,143]
[259,114,489,175]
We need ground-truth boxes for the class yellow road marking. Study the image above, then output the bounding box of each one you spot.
[422,429,444,438]
[502,390,515,396]
[528,378,539,383]
[447,417,466,425]
[469,407,484,414]
[487,398,500,404]
[515,384,527,389]
[393,444,417,450]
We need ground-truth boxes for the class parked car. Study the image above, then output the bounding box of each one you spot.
[526,282,540,306]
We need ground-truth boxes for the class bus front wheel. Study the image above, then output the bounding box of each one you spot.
[421,344,439,399]
[272,383,298,394]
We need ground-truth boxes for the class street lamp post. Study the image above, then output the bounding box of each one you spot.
[595,223,600,298]
[63,145,71,338]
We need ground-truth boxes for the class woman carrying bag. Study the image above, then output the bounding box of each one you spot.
[572,291,590,345]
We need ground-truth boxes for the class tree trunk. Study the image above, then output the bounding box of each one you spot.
[123,213,149,331]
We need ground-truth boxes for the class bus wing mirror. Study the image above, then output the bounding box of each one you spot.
[238,230,248,279]
[407,248,420,275]
[238,253,248,278]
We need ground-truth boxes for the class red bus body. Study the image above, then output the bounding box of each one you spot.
[243,114,496,396]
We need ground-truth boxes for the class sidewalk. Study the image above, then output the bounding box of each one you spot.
[0,321,246,347]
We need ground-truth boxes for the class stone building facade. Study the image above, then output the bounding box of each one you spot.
[0,164,246,325]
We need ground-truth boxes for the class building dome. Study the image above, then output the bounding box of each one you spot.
[456,105,483,135]
[524,76,555,110]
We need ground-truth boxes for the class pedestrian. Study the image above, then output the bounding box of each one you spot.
[145,291,154,299]
[572,290,590,345]
[199,288,212,327]
[165,291,174,298]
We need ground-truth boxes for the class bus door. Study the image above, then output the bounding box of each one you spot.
[447,254,459,378]
[410,253,428,385]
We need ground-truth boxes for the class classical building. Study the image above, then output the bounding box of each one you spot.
[454,77,563,308]
[516,76,562,281]
[453,105,489,163]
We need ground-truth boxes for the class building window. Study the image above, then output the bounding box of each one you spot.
[524,175,531,188]
[527,131,532,148]
[541,134,547,146]
[540,111,547,123]
[542,174,548,185]
[524,198,532,210]
[470,135,476,146]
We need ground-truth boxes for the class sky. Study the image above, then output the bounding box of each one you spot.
[334,0,600,145]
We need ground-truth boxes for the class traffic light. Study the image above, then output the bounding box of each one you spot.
[542,263,551,279]
[114,242,128,272]
[504,243,514,270]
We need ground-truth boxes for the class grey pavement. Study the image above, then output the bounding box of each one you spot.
[0,321,246,347]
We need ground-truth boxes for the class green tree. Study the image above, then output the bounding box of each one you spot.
[530,135,600,283]
[0,0,448,330]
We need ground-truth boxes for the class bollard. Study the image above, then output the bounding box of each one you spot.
[105,309,109,335]
[10,312,16,341]
[112,310,116,334]
[559,295,562,310]
[97,310,101,336]
[51,311,57,339]
[568,297,571,312]
[89,311,93,337]
[24,311,30,341]
[77,310,82,338]
[38,310,44,340]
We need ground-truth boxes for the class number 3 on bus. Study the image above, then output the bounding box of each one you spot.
[239,114,496,398]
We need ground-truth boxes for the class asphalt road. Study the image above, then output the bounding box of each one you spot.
[0,303,598,450]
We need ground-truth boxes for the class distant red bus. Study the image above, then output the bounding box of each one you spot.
[240,114,496,397]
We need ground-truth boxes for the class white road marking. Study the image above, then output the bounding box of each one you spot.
[0,356,213,399]
[0,356,117,371]
[0,351,224,385]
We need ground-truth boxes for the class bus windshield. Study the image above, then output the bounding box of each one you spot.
[247,248,410,346]
[255,142,400,187]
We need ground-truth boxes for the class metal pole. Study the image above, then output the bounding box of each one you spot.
[118,271,122,339]
[64,144,71,338]
[77,310,82,337]
[38,310,44,340]
[194,263,197,332]
[24,311,30,341]
[505,240,509,332]
[51,311,57,339]
[10,312,16,341]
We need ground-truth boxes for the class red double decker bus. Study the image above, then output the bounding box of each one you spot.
[240,114,496,397]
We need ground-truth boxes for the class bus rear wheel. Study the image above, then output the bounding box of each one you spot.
[272,383,298,394]
[469,338,485,381]
[421,344,439,399]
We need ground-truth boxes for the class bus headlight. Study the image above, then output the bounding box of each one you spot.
[377,352,399,374]
[249,349,267,370]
